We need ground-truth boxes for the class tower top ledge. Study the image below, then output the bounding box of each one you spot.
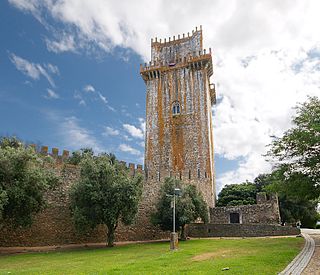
[151,26,202,46]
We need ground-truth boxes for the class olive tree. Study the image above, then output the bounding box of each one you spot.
[0,137,58,227]
[70,153,143,247]
[152,177,208,240]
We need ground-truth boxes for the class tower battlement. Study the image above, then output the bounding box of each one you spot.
[150,26,202,48]
[29,144,143,175]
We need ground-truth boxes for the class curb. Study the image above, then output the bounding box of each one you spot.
[279,233,315,275]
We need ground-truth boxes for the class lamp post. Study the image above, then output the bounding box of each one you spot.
[170,187,181,250]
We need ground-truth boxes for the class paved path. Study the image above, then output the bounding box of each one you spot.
[302,229,320,275]
[280,229,320,275]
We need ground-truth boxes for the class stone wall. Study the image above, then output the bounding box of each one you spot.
[0,161,169,247]
[210,193,281,225]
[186,223,300,238]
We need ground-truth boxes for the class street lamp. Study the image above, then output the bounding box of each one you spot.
[169,187,181,250]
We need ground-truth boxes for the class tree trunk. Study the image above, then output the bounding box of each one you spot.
[180,224,186,241]
[106,225,115,247]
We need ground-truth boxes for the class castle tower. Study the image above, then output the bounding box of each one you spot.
[140,27,216,207]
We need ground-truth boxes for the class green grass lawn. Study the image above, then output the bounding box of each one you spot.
[0,237,303,275]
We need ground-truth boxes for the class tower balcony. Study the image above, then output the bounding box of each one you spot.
[140,48,213,81]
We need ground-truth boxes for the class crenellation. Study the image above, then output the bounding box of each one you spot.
[41,146,48,155]
[62,150,69,158]
[52,147,59,157]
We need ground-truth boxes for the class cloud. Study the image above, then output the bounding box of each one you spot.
[119,143,141,156]
[123,123,144,139]
[61,116,104,152]
[45,63,59,75]
[45,33,76,53]
[74,91,86,106]
[8,1,320,60]
[81,84,116,111]
[103,126,119,136]
[214,47,320,188]
[9,53,59,87]
[97,92,108,104]
[83,84,95,92]
[44,88,59,99]
[10,0,320,190]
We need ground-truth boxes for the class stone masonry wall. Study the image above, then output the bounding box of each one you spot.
[186,223,300,238]
[141,27,216,208]
[0,156,169,247]
[210,193,281,225]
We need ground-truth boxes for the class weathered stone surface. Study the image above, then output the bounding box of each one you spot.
[186,223,300,238]
[0,163,169,247]
[141,27,216,208]
[210,194,281,225]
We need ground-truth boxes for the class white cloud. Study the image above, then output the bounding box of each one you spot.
[123,123,144,139]
[10,0,320,190]
[46,33,76,53]
[119,143,141,156]
[214,47,320,188]
[9,53,58,87]
[98,92,108,104]
[44,88,59,99]
[103,126,119,136]
[74,91,86,106]
[61,116,104,152]
[83,84,95,92]
[83,84,117,110]
[45,63,59,75]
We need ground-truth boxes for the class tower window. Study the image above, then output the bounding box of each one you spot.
[188,170,191,180]
[172,101,181,115]
[197,169,201,179]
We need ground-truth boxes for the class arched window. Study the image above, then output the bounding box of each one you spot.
[172,101,181,115]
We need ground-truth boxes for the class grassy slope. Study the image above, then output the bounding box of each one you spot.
[0,237,303,275]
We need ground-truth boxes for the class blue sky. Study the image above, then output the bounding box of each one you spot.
[1,1,319,192]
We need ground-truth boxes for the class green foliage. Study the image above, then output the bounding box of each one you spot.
[0,137,59,227]
[267,96,320,190]
[263,168,319,228]
[264,97,320,227]
[152,178,208,239]
[216,182,257,207]
[67,148,94,165]
[70,153,143,247]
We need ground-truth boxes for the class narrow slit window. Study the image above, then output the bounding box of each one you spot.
[188,170,191,180]
[198,169,200,179]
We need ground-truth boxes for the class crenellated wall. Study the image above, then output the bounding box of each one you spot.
[0,146,169,247]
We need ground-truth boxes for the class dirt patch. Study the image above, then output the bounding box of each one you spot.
[192,249,235,261]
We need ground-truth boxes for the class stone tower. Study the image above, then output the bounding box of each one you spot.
[140,26,216,207]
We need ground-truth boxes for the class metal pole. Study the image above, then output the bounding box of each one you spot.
[173,192,176,233]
